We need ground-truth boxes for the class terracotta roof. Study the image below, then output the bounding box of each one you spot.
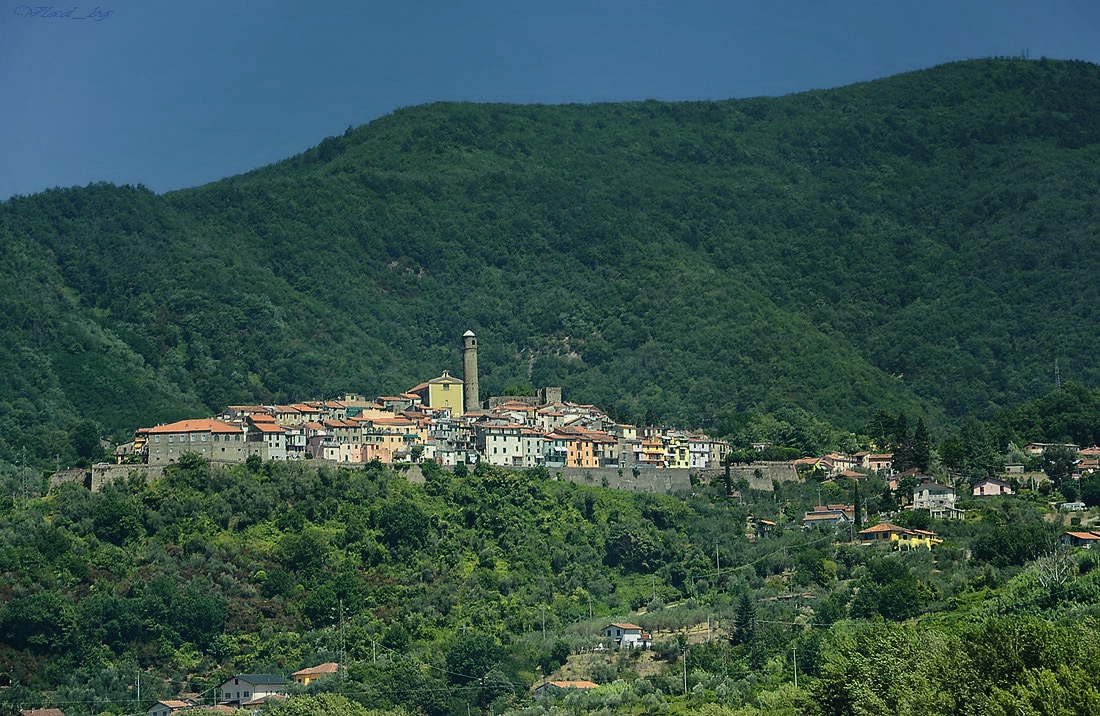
[293,662,339,676]
[251,423,285,433]
[148,419,241,434]
[859,522,911,535]
[803,511,846,521]
[544,680,598,689]
[1064,531,1100,540]
[608,622,643,630]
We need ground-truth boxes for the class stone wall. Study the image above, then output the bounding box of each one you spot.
[552,462,799,494]
[50,459,800,496]
[406,461,799,494]
[50,464,167,492]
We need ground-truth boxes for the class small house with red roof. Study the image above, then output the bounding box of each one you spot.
[1060,531,1100,549]
[292,662,339,685]
[534,681,599,699]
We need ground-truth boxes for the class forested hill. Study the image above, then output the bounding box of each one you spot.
[3,57,1100,464]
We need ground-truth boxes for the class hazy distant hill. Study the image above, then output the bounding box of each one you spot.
[3,57,1100,464]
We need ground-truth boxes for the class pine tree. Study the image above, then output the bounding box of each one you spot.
[913,417,932,473]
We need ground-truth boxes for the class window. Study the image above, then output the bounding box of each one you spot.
[201,434,207,441]
[168,435,174,443]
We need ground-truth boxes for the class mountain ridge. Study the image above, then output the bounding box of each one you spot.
[3,57,1099,465]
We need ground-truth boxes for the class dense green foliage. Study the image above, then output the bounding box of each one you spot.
[3,457,1099,715]
[4,58,1100,468]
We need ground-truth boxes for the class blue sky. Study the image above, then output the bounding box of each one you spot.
[2,0,1099,201]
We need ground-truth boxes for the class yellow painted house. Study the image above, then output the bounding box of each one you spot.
[859,522,941,550]
[409,370,465,415]
[664,434,692,468]
[292,662,339,685]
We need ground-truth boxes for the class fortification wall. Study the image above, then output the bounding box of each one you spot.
[49,464,166,492]
[553,461,799,493]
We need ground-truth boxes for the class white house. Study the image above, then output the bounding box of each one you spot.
[218,674,287,707]
[147,700,196,716]
[476,423,525,467]
[912,483,964,519]
[602,622,652,649]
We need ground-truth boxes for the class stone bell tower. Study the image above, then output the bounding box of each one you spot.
[461,330,479,413]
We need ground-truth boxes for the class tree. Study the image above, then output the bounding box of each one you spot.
[1081,475,1100,507]
[550,639,570,667]
[377,501,430,550]
[849,559,925,621]
[731,592,756,651]
[70,418,105,466]
[912,418,932,473]
[501,383,535,396]
[263,694,384,716]
[92,491,142,546]
[852,480,863,530]
[445,632,500,684]
[1042,445,1078,489]
[814,624,968,716]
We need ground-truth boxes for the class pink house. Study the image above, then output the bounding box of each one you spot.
[972,478,1014,497]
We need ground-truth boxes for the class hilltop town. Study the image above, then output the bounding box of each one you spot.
[117,331,732,474]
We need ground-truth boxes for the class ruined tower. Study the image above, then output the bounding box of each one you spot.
[461,330,479,413]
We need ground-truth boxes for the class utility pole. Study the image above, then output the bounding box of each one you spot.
[682,640,688,695]
[339,599,346,676]
[792,645,797,688]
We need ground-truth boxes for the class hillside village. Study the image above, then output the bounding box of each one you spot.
[108,333,1100,530]
[118,331,733,474]
[33,334,1100,716]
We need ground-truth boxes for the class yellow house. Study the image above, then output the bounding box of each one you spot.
[858,522,941,550]
[664,434,692,469]
[292,662,339,685]
[409,370,465,415]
